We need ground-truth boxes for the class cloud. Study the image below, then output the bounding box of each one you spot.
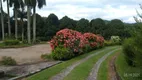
[2,0,142,23]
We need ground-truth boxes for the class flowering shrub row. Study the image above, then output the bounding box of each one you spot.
[50,28,104,60]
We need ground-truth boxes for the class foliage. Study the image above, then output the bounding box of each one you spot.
[90,18,106,35]
[104,19,125,39]
[52,45,74,60]
[0,11,134,42]
[50,28,84,53]
[59,16,77,30]
[0,56,17,66]
[110,36,121,45]
[122,5,142,67]
[50,29,105,60]
[83,33,104,49]
[123,38,136,66]
[104,40,114,46]
[38,13,59,41]
[3,39,20,45]
[115,51,142,80]
[41,54,53,60]
[76,18,89,32]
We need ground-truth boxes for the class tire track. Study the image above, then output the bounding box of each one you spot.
[50,47,117,80]
[87,48,120,80]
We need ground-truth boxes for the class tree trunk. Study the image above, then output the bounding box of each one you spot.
[7,0,11,37]
[33,7,36,43]
[0,0,4,40]
[15,9,18,39]
[27,6,31,44]
[21,19,24,41]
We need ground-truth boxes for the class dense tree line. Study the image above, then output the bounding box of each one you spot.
[33,13,135,41]
[0,1,136,42]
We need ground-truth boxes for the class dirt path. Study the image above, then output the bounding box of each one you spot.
[50,47,114,80]
[108,52,121,80]
[0,44,51,64]
[87,48,120,80]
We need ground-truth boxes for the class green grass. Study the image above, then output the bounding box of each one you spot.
[115,51,142,80]
[63,47,119,80]
[97,48,121,80]
[26,46,118,80]
[64,46,120,80]
[0,43,31,48]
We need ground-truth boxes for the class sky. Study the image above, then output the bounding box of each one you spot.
[2,0,142,23]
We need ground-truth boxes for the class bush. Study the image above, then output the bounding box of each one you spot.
[50,28,105,60]
[41,54,53,60]
[0,56,17,66]
[83,44,92,53]
[4,39,20,46]
[104,40,113,46]
[52,46,74,60]
[50,29,83,53]
[123,38,136,66]
[110,36,121,45]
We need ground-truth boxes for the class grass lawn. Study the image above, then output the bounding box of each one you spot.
[63,46,119,80]
[26,46,119,80]
[0,41,48,48]
[0,43,31,48]
[115,51,142,80]
[97,48,121,80]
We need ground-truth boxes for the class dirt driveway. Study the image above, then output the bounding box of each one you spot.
[0,44,51,64]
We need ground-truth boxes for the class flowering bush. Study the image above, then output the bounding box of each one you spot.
[50,28,105,60]
[110,36,121,45]
[96,35,104,47]
[50,29,83,53]
[83,33,97,48]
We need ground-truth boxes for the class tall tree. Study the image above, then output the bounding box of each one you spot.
[104,19,124,39]
[59,16,77,30]
[76,18,89,33]
[44,13,59,40]
[10,0,24,39]
[4,0,11,37]
[0,0,4,40]
[24,0,32,44]
[32,0,46,43]
[17,9,27,41]
[90,18,106,35]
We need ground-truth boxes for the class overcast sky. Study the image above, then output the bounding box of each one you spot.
[2,0,142,23]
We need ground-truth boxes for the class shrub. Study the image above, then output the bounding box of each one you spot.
[4,39,20,46]
[52,45,74,60]
[96,35,105,48]
[123,38,136,66]
[50,28,105,60]
[82,44,92,53]
[0,56,17,66]
[50,29,84,53]
[83,33,97,49]
[104,40,113,46]
[41,54,53,60]
[110,36,121,45]
[83,33,104,49]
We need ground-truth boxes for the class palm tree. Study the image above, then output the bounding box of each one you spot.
[24,0,32,44]
[32,0,46,43]
[17,9,27,41]
[10,0,24,39]
[4,0,11,37]
[0,0,5,40]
